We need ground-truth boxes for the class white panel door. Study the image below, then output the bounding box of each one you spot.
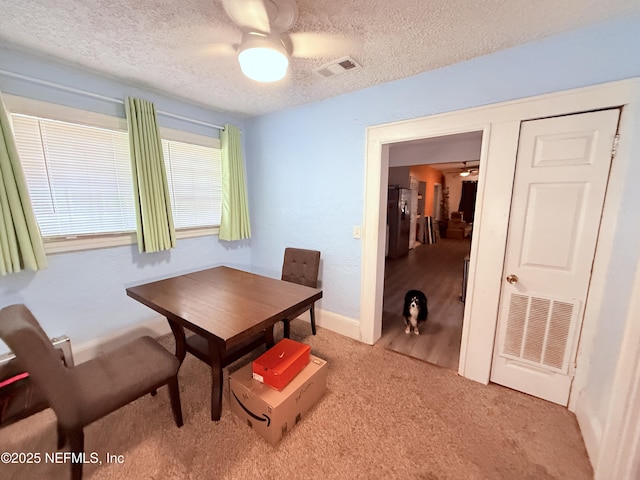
[490,109,620,406]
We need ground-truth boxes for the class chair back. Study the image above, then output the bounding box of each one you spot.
[281,248,320,288]
[0,304,78,426]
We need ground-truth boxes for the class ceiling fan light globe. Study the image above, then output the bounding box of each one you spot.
[238,46,288,82]
[459,170,471,177]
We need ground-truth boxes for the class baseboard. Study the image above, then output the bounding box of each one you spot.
[73,309,361,364]
[72,316,171,364]
[575,393,602,469]
[314,308,361,341]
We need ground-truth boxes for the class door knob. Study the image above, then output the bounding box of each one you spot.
[506,274,519,285]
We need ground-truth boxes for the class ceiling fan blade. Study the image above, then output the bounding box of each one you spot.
[173,23,240,57]
[223,0,271,33]
[175,41,239,59]
[287,32,363,59]
[196,43,238,56]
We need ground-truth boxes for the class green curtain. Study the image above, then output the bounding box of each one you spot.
[219,124,251,241]
[0,90,47,275]
[125,97,175,253]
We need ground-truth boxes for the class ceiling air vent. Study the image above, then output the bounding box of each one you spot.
[314,56,361,78]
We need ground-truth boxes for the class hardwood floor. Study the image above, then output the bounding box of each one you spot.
[376,237,472,371]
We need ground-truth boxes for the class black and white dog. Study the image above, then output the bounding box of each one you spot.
[402,290,428,335]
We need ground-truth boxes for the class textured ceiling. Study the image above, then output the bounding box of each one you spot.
[1,0,639,118]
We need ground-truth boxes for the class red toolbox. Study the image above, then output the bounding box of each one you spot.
[252,339,311,391]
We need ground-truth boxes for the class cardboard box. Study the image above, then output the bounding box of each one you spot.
[230,354,327,444]
[252,338,311,390]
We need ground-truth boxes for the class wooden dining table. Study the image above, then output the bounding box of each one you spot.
[126,266,323,421]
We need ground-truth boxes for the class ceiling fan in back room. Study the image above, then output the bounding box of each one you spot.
[459,162,479,177]
[203,0,360,82]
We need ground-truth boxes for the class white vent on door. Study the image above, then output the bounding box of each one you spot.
[500,293,579,373]
[313,56,361,78]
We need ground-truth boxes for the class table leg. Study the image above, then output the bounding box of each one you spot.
[265,325,275,348]
[207,339,223,421]
[168,320,187,364]
[283,319,291,339]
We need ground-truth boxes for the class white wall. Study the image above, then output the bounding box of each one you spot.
[388,132,482,167]
[444,173,463,217]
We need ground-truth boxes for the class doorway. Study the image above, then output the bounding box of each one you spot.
[378,235,471,369]
[377,144,482,370]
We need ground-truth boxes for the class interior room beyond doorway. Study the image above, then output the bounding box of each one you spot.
[378,131,482,370]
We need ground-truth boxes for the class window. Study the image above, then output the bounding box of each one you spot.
[162,138,222,229]
[11,114,136,237]
[7,95,223,253]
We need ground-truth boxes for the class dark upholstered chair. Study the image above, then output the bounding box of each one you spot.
[281,248,321,338]
[0,304,183,480]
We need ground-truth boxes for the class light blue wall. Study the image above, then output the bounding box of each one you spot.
[246,13,640,317]
[245,14,640,429]
[245,103,365,318]
[0,48,235,137]
[1,238,250,344]
[0,48,251,344]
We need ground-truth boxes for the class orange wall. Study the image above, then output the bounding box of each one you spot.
[410,165,443,216]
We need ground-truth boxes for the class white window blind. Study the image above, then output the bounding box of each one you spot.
[11,107,223,247]
[11,114,136,237]
[162,139,222,229]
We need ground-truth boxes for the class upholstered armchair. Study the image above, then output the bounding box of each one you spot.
[0,304,183,480]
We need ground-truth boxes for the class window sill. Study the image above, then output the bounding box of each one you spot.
[176,226,220,240]
[43,226,219,254]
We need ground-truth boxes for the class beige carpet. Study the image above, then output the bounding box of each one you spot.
[0,320,593,480]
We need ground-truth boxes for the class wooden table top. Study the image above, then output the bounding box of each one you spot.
[126,266,323,348]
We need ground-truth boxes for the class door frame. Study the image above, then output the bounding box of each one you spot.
[360,78,640,476]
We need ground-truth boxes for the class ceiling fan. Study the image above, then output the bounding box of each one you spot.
[459,162,479,177]
[217,0,359,82]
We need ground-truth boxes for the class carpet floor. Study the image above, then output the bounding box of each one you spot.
[0,320,593,479]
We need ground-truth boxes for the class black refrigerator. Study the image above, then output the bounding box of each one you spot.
[387,186,411,259]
